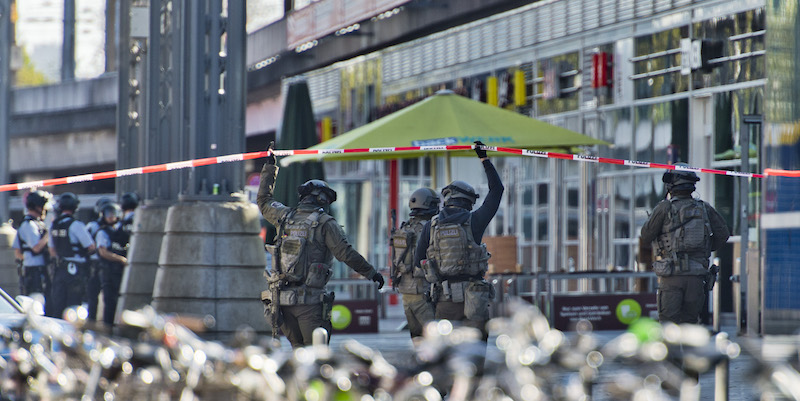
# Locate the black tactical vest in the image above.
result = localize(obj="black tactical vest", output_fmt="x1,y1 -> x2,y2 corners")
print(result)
101,224 -> 129,258
51,215 -> 85,259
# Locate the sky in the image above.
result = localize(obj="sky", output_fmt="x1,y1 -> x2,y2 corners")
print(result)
15,0 -> 284,82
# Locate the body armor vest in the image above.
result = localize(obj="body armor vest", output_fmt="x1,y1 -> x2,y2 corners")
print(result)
17,215 -> 47,255
51,215 -> 86,259
391,219 -> 425,276
101,225 -> 129,258
655,198 -> 712,271
276,208 -> 333,284
427,215 -> 490,278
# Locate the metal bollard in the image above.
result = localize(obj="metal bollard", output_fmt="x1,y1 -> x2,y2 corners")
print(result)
715,332 -> 730,401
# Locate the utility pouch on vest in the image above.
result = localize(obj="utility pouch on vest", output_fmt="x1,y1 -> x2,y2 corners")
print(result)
420,259 -> 439,283
279,237 -> 308,283
322,291 -> 335,321
278,289 -> 298,305
464,280 -> 492,321
305,263 -> 332,289
652,259 -> 674,277
265,243 -> 278,258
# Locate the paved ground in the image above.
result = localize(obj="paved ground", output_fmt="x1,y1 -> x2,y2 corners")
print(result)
269,313 -> 767,400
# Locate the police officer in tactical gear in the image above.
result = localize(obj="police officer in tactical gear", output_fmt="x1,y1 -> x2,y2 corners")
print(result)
95,202 -> 128,327
85,197 -> 113,321
13,190 -> 52,297
414,141 -> 504,341
641,164 -> 730,324
257,143 -> 384,348
48,192 -> 96,319
119,192 -> 139,236
391,187 -> 439,343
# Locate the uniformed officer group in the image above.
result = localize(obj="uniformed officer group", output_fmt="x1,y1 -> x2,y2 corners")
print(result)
12,191 -> 139,328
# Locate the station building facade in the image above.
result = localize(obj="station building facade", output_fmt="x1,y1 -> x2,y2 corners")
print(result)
270,0 -> 800,333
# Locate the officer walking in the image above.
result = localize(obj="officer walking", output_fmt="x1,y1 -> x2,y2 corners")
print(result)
48,193 -> 96,319
85,197 -> 113,322
391,188 -> 439,343
414,141 -> 504,341
13,190 -> 52,297
641,165 -> 730,324
95,202 -> 128,327
257,143 -> 384,348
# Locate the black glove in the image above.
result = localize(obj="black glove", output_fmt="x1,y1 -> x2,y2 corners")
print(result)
372,273 -> 385,290
474,140 -> 488,159
265,141 -> 276,165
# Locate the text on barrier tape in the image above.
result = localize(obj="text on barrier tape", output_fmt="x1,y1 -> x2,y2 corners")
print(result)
2,145 -> 796,193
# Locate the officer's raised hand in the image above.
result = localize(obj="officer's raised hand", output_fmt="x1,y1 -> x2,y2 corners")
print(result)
372,273 -> 385,289
265,141 -> 277,165
474,140 -> 488,159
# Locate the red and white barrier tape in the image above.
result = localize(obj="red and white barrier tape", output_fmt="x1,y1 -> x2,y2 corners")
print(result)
2,145 -> 795,193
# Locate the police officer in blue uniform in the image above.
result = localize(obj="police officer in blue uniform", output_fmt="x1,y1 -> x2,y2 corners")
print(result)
119,192 -> 139,237
13,190 -> 52,297
48,192 -> 96,318
95,202 -> 128,327
85,197 -> 113,321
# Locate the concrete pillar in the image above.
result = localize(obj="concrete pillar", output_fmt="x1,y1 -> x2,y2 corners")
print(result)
116,201 -> 171,318
151,197 -> 267,340
0,221 -> 17,297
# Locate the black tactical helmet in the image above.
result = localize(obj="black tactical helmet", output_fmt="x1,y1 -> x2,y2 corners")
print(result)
442,180 -> 480,208
297,179 -> 337,205
121,192 -> 140,211
101,202 -> 122,220
94,197 -> 113,215
56,192 -> 80,212
409,187 -> 440,216
662,162 -> 700,192
25,190 -> 51,210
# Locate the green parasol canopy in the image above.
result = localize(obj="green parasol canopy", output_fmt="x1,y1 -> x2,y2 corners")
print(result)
281,90 -> 608,166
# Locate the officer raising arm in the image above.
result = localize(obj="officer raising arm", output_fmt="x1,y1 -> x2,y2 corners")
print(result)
641,164 -> 730,324
257,142 -> 384,348
414,140 -> 504,341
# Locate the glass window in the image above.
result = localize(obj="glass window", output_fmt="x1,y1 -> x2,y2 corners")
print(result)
598,108 -> 632,171
635,100 -> 690,164
692,8 -> 766,89
633,27 -> 690,99
535,52 -> 581,115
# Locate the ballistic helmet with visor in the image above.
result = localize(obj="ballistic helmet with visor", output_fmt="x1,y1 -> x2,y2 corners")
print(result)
297,179 -> 337,205
442,180 -> 480,208
121,192 -> 140,211
25,190 -> 51,210
56,192 -> 80,212
101,202 -> 123,221
662,163 -> 700,192
94,197 -> 113,215
409,188 -> 440,216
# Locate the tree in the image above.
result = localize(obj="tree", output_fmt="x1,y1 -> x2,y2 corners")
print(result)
15,48 -> 50,87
